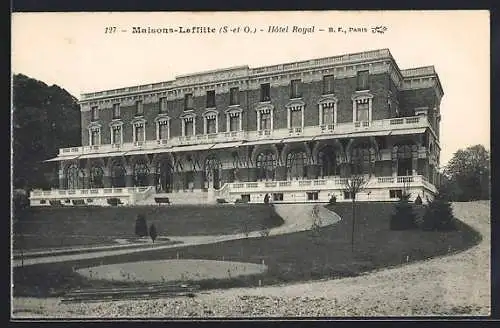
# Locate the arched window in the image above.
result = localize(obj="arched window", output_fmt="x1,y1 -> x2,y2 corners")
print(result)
286,151 -> 308,179
155,159 -> 173,193
256,152 -> 276,181
351,147 -> 371,175
397,145 -> 413,176
133,160 -> 150,187
89,165 -> 104,188
318,146 -> 338,177
65,163 -> 81,190
111,162 -> 126,188
203,156 -> 222,189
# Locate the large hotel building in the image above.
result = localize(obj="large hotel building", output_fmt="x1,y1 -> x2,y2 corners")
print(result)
30,49 -> 443,206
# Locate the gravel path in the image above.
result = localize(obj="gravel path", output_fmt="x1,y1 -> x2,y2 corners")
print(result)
12,201 -> 489,317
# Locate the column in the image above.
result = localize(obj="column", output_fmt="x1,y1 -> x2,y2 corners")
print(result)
318,104 -> 323,126
301,107 -> 305,130
239,114 -> 242,131
352,100 -> 356,122
58,166 -> 65,189
368,98 -> 372,122
270,109 -> 274,130
287,108 -> 291,129
226,114 -> 230,132
257,111 -> 261,131
181,119 -> 185,137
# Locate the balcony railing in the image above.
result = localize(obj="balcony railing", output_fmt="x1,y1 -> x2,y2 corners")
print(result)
225,175 -> 436,194
58,115 -> 433,156
30,186 -> 153,199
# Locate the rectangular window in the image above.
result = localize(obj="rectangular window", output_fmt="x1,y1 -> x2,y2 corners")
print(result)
290,79 -> 301,98
356,70 -> 370,91
112,104 -> 120,119
159,97 -> 168,113
206,90 -> 216,108
389,189 -> 403,199
343,191 -> 354,200
184,93 -> 194,110
135,125 -> 144,142
135,100 -> 143,115
159,122 -> 168,139
185,120 -> 194,136
260,112 -> 271,130
112,127 -> 121,144
260,83 -> 270,102
290,109 -> 301,128
322,104 -> 334,125
206,118 -> 217,134
241,194 -> 250,203
230,87 -> 239,105
273,193 -> 284,201
356,102 -> 369,121
229,115 -> 239,132
307,192 -> 319,201
91,129 -> 99,145
91,106 -> 99,121
323,75 -> 335,94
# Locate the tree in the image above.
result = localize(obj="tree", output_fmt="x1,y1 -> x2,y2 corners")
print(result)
135,214 -> 148,237
422,193 -> 456,231
13,74 -> 81,190
443,145 -> 490,201
149,223 -> 158,243
343,173 -> 368,253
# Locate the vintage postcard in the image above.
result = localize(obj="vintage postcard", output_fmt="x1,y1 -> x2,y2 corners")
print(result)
11,10 -> 490,319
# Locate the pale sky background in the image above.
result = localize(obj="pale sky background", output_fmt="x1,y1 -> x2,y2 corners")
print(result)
11,11 -> 490,166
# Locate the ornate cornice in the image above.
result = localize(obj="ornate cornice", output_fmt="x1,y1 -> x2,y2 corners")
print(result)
255,102 -> 274,112
317,94 -> 338,104
285,99 -> 306,108
351,91 -> 374,101
79,49 -> 442,110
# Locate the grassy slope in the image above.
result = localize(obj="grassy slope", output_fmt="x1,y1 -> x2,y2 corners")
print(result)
13,202 -> 482,297
13,204 -> 284,250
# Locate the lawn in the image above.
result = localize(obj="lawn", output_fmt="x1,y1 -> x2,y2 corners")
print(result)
13,204 -> 284,251
13,202 -> 482,298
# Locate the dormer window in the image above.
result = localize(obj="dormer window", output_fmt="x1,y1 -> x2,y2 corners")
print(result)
112,103 -> 120,119
206,90 -> 216,108
260,83 -> 270,102
159,97 -> 168,113
290,79 -> 301,99
184,93 -> 194,110
229,87 -> 239,105
356,70 -> 370,91
322,75 -> 335,94
135,100 -> 143,116
91,106 -> 99,121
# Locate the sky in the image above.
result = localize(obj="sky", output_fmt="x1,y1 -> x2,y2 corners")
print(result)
11,11 -> 490,166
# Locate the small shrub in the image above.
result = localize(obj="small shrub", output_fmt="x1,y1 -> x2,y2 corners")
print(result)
71,199 -> 85,206
329,195 -> 337,205
259,228 -> 270,237
264,193 -> 270,205
135,214 -> 148,237
216,198 -> 227,204
422,194 -> 456,231
49,200 -> 62,207
390,195 -> 418,230
234,198 -> 248,204
414,194 -> 423,205
149,223 -> 158,243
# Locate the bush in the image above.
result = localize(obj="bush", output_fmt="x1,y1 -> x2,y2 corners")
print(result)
107,198 -> 121,206
49,200 -> 62,207
422,194 -> 456,231
390,194 -> 418,230
414,194 -> 423,205
235,198 -> 249,204
71,199 -> 85,206
216,198 -> 228,204
329,195 -> 337,205
264,193 -> 270,205
135,214 -> 148,237
149,223 -> 158,243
